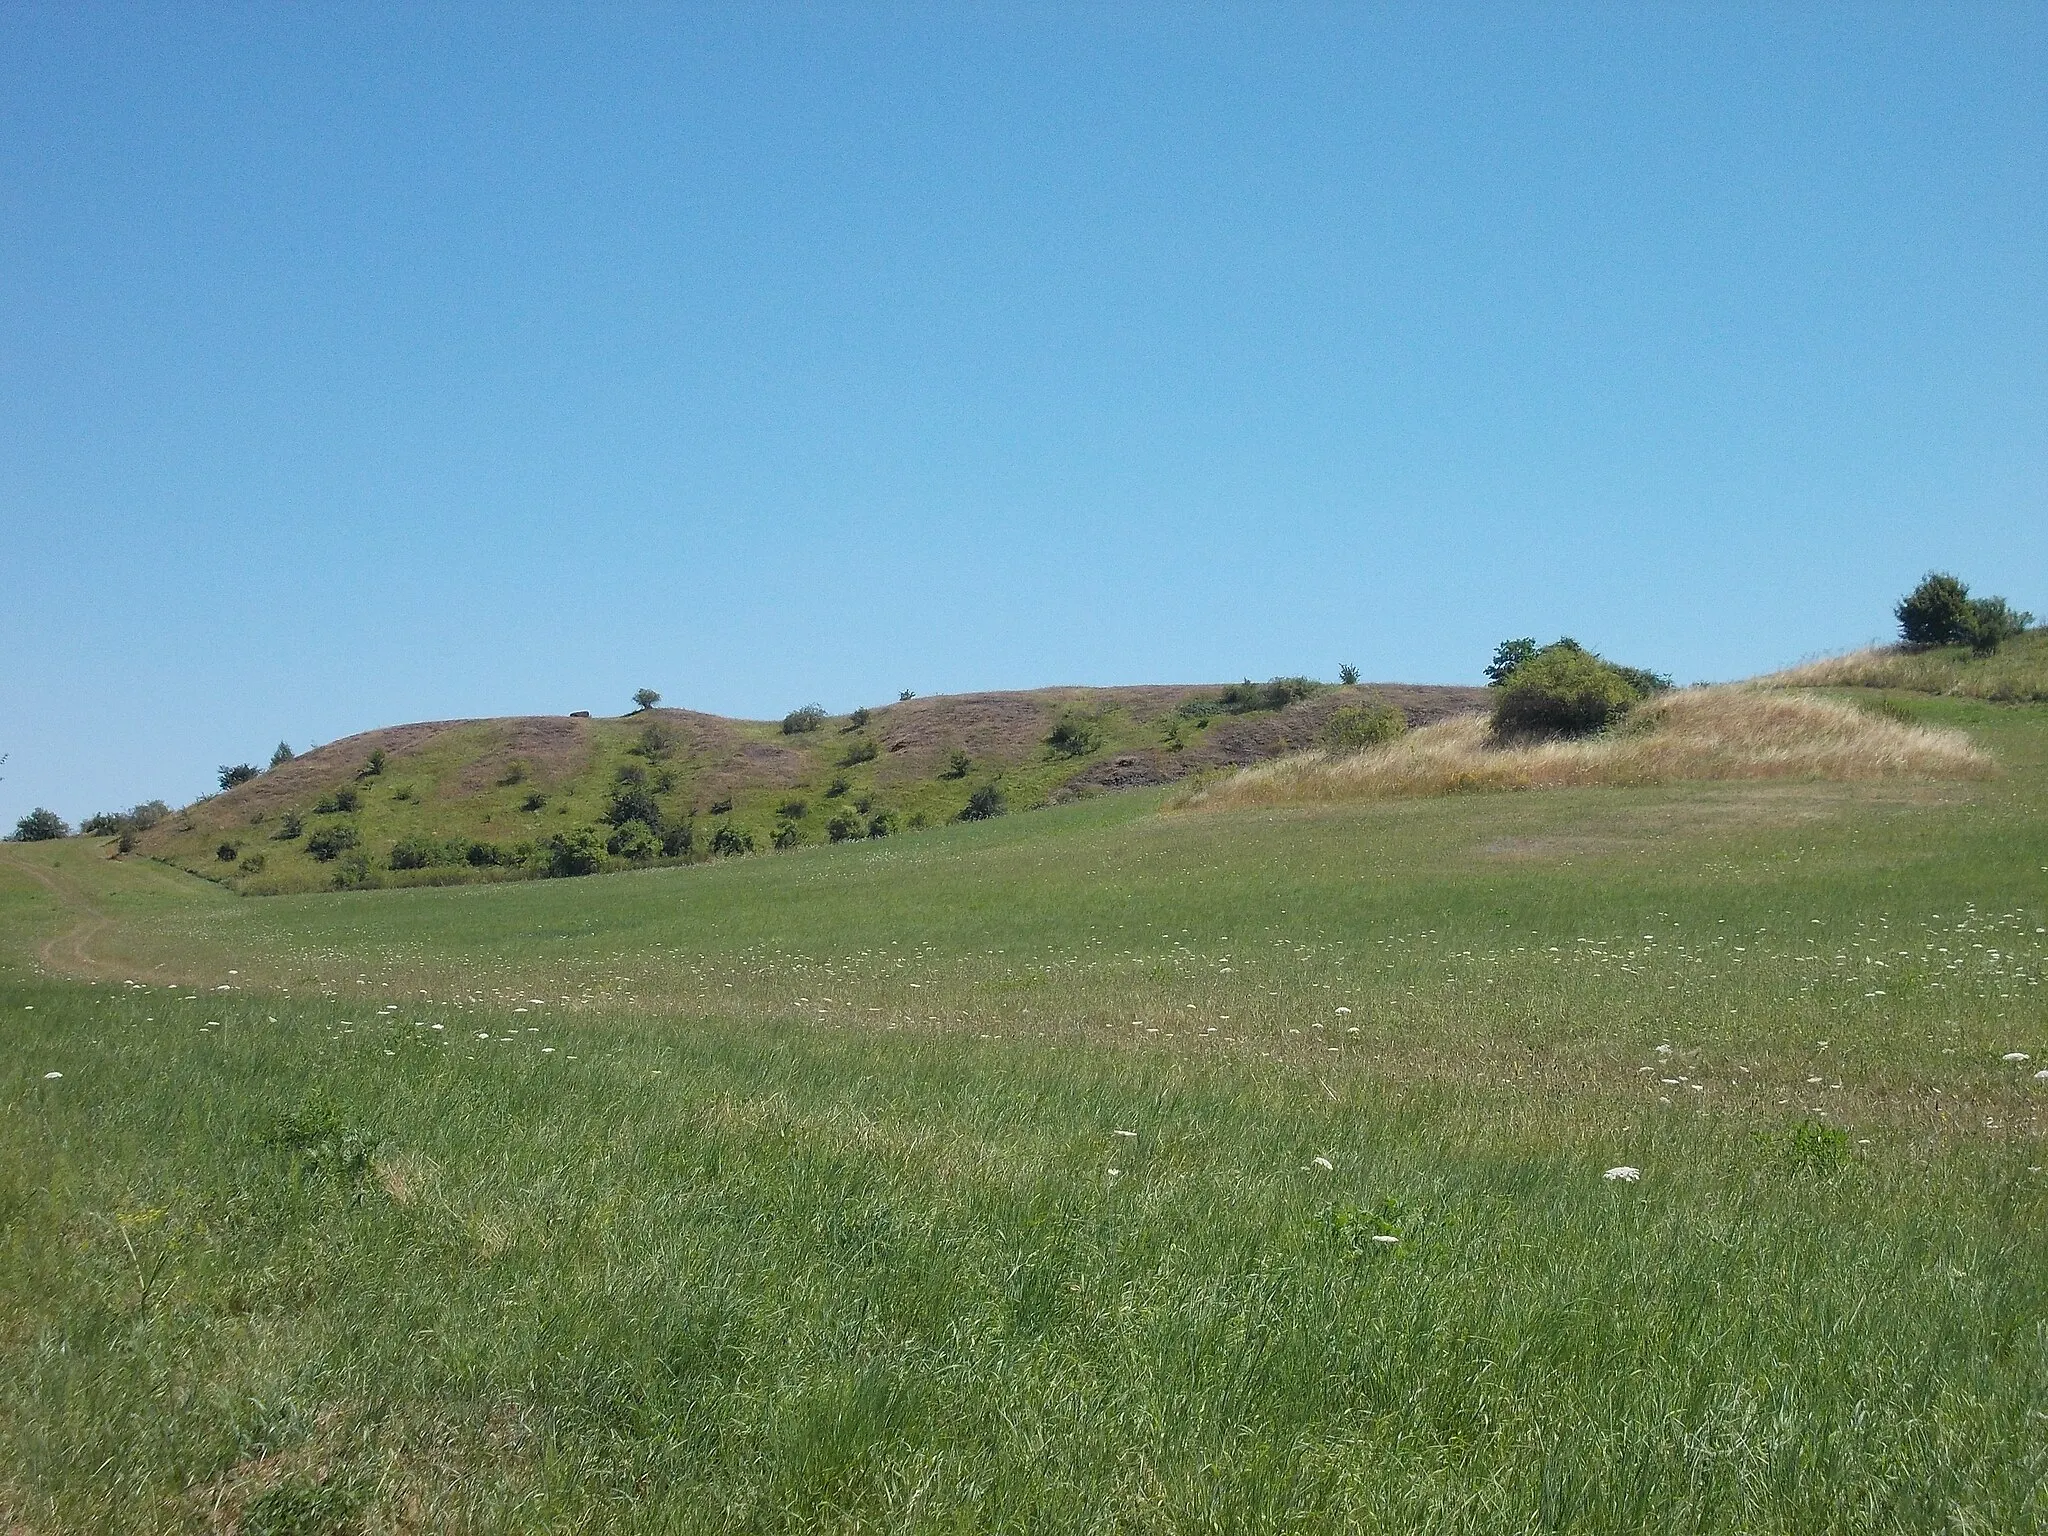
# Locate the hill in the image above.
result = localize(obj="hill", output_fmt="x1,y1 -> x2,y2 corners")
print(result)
1762,626 -> 2048,701
130,681 -> 1490,892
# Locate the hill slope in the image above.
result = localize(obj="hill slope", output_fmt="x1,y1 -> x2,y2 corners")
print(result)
134,681 -> 1490,892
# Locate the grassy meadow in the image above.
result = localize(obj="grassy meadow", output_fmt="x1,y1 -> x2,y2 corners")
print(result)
2,690 -> 2045,1531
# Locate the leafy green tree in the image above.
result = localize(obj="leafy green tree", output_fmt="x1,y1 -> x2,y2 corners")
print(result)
11,807 -> 69,841
1484,638 -> 1538,686
632,688 -> 662,712
1964,595 -> 2033,655
1337,663 -> 1360,686
944,747 -> 971,779
1320,703 -> 1406,752
1896,573 -> 1973,648
305,823 -> 360,861
218,764 -> 259,791
270,742 -> 294,768
1046,713 -> 1101,758
781,705 -> 826,734
543,827 -> 607,877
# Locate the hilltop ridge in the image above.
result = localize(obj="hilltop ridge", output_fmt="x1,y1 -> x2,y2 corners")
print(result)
133,680 -> 1490,893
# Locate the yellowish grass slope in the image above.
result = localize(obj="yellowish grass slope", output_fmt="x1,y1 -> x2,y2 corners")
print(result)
1175,686 -> 1991,812
1762,629 -> 2048,701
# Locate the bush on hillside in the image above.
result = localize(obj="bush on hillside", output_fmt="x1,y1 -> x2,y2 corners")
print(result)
605,784 -> 663,831
959,784 -> 1007,821
777,798 -> 808,820
772,820 -> 803,850
238,851 -> 265,874
273,811 -> 304,840
633,723 -> 673,759
1896,573 -> 1974,648
82,799 -> 171,838
841,737 -> 879,767
217,842 -> 238,862
270,742 -> 294,768
944,748 -> 971,779
389,835 -> 470,871
709,823 -> 755,857
1338,663 -> 1360,686
1320,703 -> 1407,753
826,808 -> 865,842
1046,714 -> 1102,759
1485,638 -> 1539,686
521,791 -> 547,812
218,764 -> 260,791
867,810 -> 898,838
358,749 -> 387,779
1491,645 -> 1649,740
825,775 -> 850,798
661,822 -> 696,858
314,787 -> 359,815
632,688 -> 661,712
1965,596 -> 2033,655
498,760 -> 527,786
544,827 -> 607,877
305,823 -> 360,861
782,705 -> 826,735
1180,677 -> 1320,720
605,819 -> 661,860
466,840 -> 508,867
848,706 -> 871,730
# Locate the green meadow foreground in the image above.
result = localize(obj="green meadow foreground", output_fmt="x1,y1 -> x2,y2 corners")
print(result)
3,692 -> 2045,1532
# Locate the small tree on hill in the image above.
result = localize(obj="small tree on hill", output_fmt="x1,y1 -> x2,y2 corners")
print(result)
1484,638 -> 1538,686
959,784 -> 1007,821
11,807 -> 68,841
218,764 -> 259,791
270,742 -> 294,768
1491,645 -> 1645,740
632,688 -> 661,712
1337,663 -> 1360,686
1964,595 -> 2033,655
782,704 -> 826,735
1895,573 -> 1974,648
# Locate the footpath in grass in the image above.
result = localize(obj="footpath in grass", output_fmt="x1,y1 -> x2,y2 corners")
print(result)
1,697 -> 2044,1531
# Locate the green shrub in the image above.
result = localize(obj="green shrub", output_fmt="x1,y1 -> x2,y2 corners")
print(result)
944,747 -> 971,779
390,784 -> 412,801
218,764 -> 259,791
841,737 -> 879,767
269,741 -> 294,768
605,818 -> 661,860
85,798 -> 172,837
632,687 -> 661,712
272,811 -> 304,840
1320,703 -> 1406,752
1896,573 -> 1974,648
1491,645 -> 1646,740
1965,596 -> 2033,655
357,749 -> 386,779
605,784 -> 663,831
709,823 -> 755,857
498,760 -> 528,786
389,835 -> 469,871
544,828 -> 607,877
238,852 -> 266,875
466,841 -> 507,867
867,809 -> 898,838
633,722 -> 673,758
777,798 -> 808,820
117,829 -> 138,854
1179,677 -> 1320,720
331,850 -> 374,889
661,822 -> 696,858
1484,638 -> 1538,686
708,796 -> 734,815
304,824 -> 360,861
1046,714 -> 1101,758
1337,663 -> 1360,686
772,821 -> 803,850
520,791 -> 547,812
825,775 -> 851,799
849,706 -> 871,730
216,842 -> 238,862
959,784 -> 1007,821
781,705 -> 826,735
898,689 -> 916,701
826,808 -> 866,842
313,787 -> 359,815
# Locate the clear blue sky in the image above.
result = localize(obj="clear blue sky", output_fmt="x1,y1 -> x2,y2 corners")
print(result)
3,4 -> 2043,827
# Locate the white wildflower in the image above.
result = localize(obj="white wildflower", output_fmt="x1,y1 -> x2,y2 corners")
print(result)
44,1071 -> 62,1080
1370,1234 -> 1399,1246
1603,1166 -> 1641,1182
1335,1007 -> 1351,1016
1312,1155 -> 1334,1171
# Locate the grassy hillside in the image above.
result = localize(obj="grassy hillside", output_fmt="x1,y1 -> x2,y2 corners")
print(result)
1,692 -> 2043,1530
1764,625 -> 2048,700
128,682 -> 1488,894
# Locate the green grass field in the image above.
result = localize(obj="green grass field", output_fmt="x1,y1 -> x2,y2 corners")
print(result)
3,691 -> 2044,1532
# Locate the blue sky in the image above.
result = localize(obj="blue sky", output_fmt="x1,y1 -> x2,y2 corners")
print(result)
3,4 -> 2043,826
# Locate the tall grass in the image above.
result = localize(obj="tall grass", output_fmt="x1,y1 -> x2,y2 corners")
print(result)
1763,628 -> 2048,701
1177,687 -> 1990,812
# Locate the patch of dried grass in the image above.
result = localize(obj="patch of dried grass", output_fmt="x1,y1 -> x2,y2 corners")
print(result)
1760,632 -> 2048,702
1174,686 -> 1992,812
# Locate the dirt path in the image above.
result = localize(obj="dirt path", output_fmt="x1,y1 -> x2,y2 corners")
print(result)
0,848 -> 124,981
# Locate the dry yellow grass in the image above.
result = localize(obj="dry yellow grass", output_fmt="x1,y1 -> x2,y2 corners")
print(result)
1760,630 -> 2048,701
1174,686 -> 1992,812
